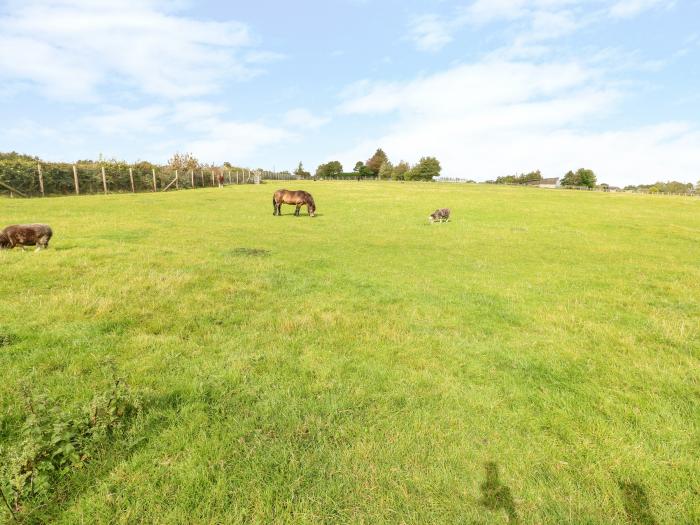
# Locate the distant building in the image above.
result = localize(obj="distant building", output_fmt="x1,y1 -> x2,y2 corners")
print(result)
525,177 -> 559,188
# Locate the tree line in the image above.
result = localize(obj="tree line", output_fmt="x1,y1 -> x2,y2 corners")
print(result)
622,181 -> 696,194
489,167 -> 698,194
488,168 -> 598,188
312,148 -> 442,181
491,170 -> 544,185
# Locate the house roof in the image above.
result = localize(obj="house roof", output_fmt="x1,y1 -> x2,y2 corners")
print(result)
525,177 -> 559,185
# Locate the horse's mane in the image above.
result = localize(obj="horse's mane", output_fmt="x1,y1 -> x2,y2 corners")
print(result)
304,192 -> 315,207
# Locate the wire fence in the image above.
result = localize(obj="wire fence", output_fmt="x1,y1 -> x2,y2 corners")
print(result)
0,163 -> 299,198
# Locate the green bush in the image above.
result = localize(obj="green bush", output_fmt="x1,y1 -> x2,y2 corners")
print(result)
0,377 -> 141,519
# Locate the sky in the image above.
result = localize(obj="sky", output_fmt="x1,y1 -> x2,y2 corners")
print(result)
1,0 -> 699,186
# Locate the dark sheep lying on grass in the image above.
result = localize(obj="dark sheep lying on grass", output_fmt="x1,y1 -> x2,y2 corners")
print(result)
429,208 -> 451,223
0,224 -> 53,251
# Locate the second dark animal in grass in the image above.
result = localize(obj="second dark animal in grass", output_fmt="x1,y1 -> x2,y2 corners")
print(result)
429,208 -> 450,223
273,189 -> 316,217
0,224 -> 53,251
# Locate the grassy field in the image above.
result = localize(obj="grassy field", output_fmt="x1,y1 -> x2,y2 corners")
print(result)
0,182 -> 698,524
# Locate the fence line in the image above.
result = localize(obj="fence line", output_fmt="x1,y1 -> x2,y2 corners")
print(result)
0,163 -> 301,198
2,164 -> 696,198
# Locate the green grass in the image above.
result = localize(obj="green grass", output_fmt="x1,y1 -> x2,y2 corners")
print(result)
1,182 -> 698,524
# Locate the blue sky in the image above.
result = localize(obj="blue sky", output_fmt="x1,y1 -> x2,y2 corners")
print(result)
1,0 -> 699,185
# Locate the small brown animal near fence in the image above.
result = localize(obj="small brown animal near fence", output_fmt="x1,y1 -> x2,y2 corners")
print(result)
0,224 -> 53,251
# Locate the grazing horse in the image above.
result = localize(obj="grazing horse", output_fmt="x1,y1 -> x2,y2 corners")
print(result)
273,189 -> 316,217
0,224 -> 53,251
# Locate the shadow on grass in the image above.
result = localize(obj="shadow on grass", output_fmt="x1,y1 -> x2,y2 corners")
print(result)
619,481 -> 657,525
229,247 -> 271,257
272,210 -> 323,217
480,461 -> 519,524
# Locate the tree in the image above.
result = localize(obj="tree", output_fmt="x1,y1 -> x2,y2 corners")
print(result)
315,160 -> 343,178
392,161 -> 410,180
626,181 -> 693,194
560,170 -> 576,186
407,156 -> 441,181
378,161 -> 393,180
561,168 -> 596,188
353,161 -> 373,178
167,152 -> 200,172
495,170 -> 542,185
577,168 -> 596,188
366,148 -> 389,175
294,161 -> 311,179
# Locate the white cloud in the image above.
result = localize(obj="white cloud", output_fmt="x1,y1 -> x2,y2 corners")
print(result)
410,0 -> 677,54
75,101 -> 295,163
283,108 -> 330,130
463,0 -> 675,24
0,0 -> 264,101
83,105 -> 169,135
408,14 -> 454,52
339,61 -> 596,116
462,0 -> 535,24
336,60 -> 700,186
186,121 -> 294,163
0,1 -> 302,165
608,0 -> 674,18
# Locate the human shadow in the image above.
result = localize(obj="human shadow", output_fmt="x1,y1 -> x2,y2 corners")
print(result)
480,461 -> 519,523
619,481 -> 657,525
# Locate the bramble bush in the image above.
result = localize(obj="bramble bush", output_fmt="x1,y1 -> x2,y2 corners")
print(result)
0,376 -> 141,519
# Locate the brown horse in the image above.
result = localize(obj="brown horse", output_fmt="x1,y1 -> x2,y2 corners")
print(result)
273,189 -> 316,217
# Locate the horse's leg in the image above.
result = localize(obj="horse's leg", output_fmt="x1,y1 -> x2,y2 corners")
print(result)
295,204 -> 301,216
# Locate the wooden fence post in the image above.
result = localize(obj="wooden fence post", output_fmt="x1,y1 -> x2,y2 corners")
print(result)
175,170 -> 179,189
37,163 -> 45,197
236,171 -> 239,184
152,168 -> 157,192
101,166 -> 107,194
211,170 -> 215,187
129,167 -> 135,193
190,169 -> 194,188
200,170 -> 204,186
73,165 -> 80,195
